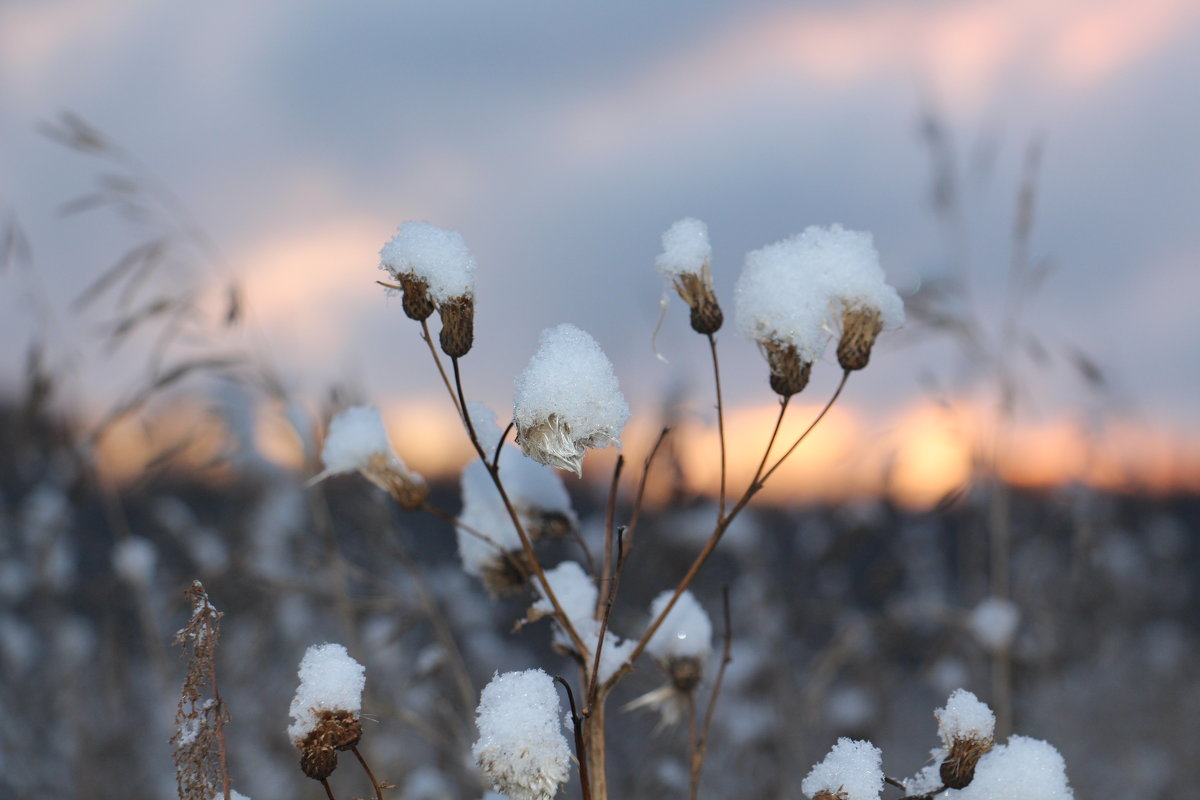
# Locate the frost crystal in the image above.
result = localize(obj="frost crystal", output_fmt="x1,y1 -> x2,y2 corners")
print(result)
513,324 -> 630,476
473,669 -> 571,800
801,737 -> 884,800
646,590 -> 712,662
379,221 -> 476,302
286,643 -> 366,745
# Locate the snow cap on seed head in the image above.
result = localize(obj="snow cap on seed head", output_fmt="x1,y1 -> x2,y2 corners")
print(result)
313,405 -> 427,510
934,689 -> 996,789
646,590 -> 713,665
655,218 -> 723,334
287,644 -> 366,781
801,738 -> 884,800
378,221 -> 476,356
473,669 -> 571,800
530,561 -> 634,684
513,324 -> 630,477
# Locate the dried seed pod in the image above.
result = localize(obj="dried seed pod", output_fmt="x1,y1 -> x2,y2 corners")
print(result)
837,306 -> 883,371
763,340 -> 812,397
364,452 -> 428,511
672,270 -> 724,335
939,734 -> 993,789
438,294 -> 474,358
667,656 -> 702,693
480,548 -> 535,597
399,274 -> 436,321
300,743 -> 338,781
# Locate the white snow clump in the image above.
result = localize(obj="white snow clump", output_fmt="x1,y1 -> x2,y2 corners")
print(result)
646,589 -> 713,662
957,736 -> 1074,800
655,217 -> 711,277
287,643 -> 366,745
532,561 -> 633,684
379,220 -> 476,302
801,737 -> 884,800
473,669 -> 571,800
513,324 -> 630,476
936,688 -> 996,746
112,536 -> 157,587
317,405 -> 402,476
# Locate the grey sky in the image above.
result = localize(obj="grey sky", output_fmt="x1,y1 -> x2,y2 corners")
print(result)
2,0 -> 1198,441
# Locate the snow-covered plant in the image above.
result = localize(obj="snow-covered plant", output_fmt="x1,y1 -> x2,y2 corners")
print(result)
655,217 -> 722,334
287,644 -> 366,782
312,405 -> 427,510
513,323 -> 631,476
472,669 -> 571,800
379,220 -> 477,357
801,738 -> 884,800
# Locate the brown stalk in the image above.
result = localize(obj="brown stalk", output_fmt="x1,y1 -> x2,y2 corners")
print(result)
690,586 -> 733,800
420,318 -> 463,419
759,370 -> 850,485
320,778 -> 338,800
419,501 -> 531,584
707,333 -> 728,519
623,427 -> 671,552
554,676 -> 592,800
452,357 -> 589,656
351,746 -> 385,800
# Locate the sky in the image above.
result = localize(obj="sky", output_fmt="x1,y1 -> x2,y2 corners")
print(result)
2,0 -> 1199,499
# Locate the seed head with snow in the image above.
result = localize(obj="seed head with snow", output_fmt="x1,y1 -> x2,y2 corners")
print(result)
473,669 -> 571,800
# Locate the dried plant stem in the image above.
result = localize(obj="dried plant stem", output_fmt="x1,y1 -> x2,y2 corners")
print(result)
759,370 -> 850,485
554,676 -> 592,800
707,333 -> 728,519
691,586 -> 733,800
320,778 -> 338,800
351,747 -> 385,800
623,427 -> 671,551
587,457 -> 625,706
687,692 -> 700,800
451,357 -> 589,656
420,319 -> 463,419
211,652 -> 232,800
420,501 -> 530,583
491,420 -> 515,470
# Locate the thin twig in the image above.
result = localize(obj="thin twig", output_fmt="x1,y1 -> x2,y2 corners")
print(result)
586,527 -> 626,708
452,357 -> 589,656
623,427 -> 671,551
759,371 -> 849,485
691,586 -> 733,799
320,778 -> 338,800
351,746 -> 385,800
707,334 -> 728,520
491,420 -> 515,470
554,677 -> 592,800
420,501 -> 530,582
420,319 -> 462,418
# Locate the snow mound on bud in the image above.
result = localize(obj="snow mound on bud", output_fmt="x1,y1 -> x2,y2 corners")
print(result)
655,218 -> 711,277
813,226 -> 904,328
319,406 -> 401,475
513,324 -> 630,475
801,737 -> 884,800
473,669 -> 571,800
379,221 -> 476,302
532,561 -> 633,683
958,736 -> 1074,800
287,644 -> 365,744
646,590 -> 712,662
937,689 -> 996,745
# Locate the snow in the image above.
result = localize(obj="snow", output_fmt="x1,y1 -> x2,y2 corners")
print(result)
801,738 -> 884,800
969,597 -> 1020,653
936,689 -> 996,745
287,643 -> 366,744
112,536 -> 157,586
318,405 -> 402,476
655,218 -> 711,277
473,669 -> 571,800
532,561 -> 632,683
467,401 -> 505,454
734,225 -> 903,359
513,324 -> 630,476
957,736 -> 1074,800
496,447 -> 576,525
457,459 -> 525,577
378,221 -> 476,302
646,590 -> 713,662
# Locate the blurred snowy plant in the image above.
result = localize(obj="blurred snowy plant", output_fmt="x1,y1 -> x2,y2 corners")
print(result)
287,643 -> 366,781
801,737 -> 884,800
968,596 -> 1020,653
955,735 -> 1074,800
626,590 -> 713,725
171,581 -> 231,800
513,324 -> 630,476
655,217 -> 723,334
473,669 -> 571,800
530,561 -> 633,684
312,404 -> 427,510
379,220 -> 477,357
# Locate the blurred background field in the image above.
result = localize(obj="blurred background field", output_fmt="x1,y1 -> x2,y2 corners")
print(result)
1,2 -> 1198,799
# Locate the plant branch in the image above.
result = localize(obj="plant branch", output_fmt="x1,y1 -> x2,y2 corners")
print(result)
555,676 -> 592,800
420,319 -> 462,419
707,333 -> 728,520
691,585 -> 733,799
623,427 -> 671,552
351,746 -> 385,800
759,371 -> 849,486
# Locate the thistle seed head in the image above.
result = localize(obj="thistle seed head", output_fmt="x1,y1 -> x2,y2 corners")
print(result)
837,306 -> 884,371
524,508 -> 576,540
480,548 -> 534,597
296,710 -> 361,781
667,656 -> 703,693
939,734 -> 994,789
438,293 -> 474,358
516,414 -> 587,476
762,339 -> 812,397
673,268 -> 724,335
364,452 -> 428,511
399,273 -> 436,321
